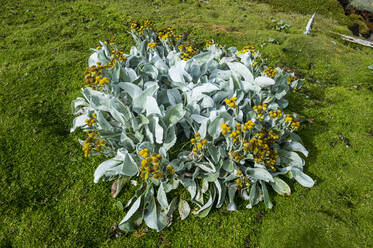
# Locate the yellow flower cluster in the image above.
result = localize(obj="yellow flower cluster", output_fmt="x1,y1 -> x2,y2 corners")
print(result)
292,86 -> 297,93
230,151 -> 244,162
224,96 -> 238,109
291,121 -> 301,129
82,131 -> 104,157
179,44 -> 197,61
84,59 -> 118,89
285,114 -> 293,122
85,113 -> 97,127
190,133 -> 207,153
235,176 -> 250,190
253,104 -> 267,117
287,76 -> 297,84
252,61 -> 258,67
205,39 -> 214,47
104,38 -> 115,46
245,128 -> 279,168
264,67 -> 277,78
167,165 -> 175,175
269,110 -> 282,118
237,45 -> 255,56
243,120 -> 256,132
221,123 -> 231,135
147,42 -> 157,49
229,123 -> 242,143
138,148 -> 164,180
158,27 -> 178,40
110,48 -> 127,62
131,21 -> 144,34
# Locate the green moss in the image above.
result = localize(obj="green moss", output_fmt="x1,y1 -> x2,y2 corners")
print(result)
1,0 -> 372,247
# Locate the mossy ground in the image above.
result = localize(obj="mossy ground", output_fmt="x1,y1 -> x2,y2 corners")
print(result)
1,0 -> 372,247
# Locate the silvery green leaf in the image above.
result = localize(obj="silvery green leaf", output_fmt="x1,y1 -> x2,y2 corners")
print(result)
245,167 -> 274,182
154,59 -> 169,75
191,83 -> 219,99
275,89 -> 287,100
118,196 -> 142,231
270,177 -> 291,196
70,114 -> 88,133
149,116 -> 163,144
254,76 -> 275,88
93,158 -> 122,183
122,152 -> 139,177
279,150 -> 305,168
205,172 -> 219,182
97,111 -> 116,133
112,62 -> 121,83
164,104 -> 186,127
214,180 -> 224,208
208,117 -> 224,139
192,167 -> 200,181
223,173 -> 239,183
82,88 -> 110,111
195,187 -> 215,217
227,186 -> 237,211
122,67 -> 138,82
133,84 -> 159,111
118,82 -> 142,99
210,69 -> 231,81
162,126 -> 176,152
198,118 -> 209,139
167,89 -> 182,106
88,51 -> 109,67
289,132 -> 303,144
227,62 -> 254,91
240,189 -> 250,201
191,114 -> 207,123
277,98 -> 288,108
290,167 -> 314,188
260,181 -> 273,209
247,182 -> 261,209
145,96 -> 161,116
169,60 -> 190,83
166,51 -> 180,67
71,97 -> 88,114
192,50 -> 214,65
183,178 -> 197,200
196,162 -> 216,174
144,195 -> 167,231
163,178 -> 180,193
207,145 -> 220,164
283,141 -> 308,157
142,64 -> 158,80
178,199 -> 190,220
201,178 -> 209,194
201,95 -> 215,108
222,160 -> 234,173
157,183 -> 169,210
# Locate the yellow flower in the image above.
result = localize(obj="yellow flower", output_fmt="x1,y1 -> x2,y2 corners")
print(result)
197,143 -> 203,150
148,42 -> 157,49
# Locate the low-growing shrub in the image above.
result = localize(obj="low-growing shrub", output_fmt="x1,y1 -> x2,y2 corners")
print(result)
71,20 -> 314,231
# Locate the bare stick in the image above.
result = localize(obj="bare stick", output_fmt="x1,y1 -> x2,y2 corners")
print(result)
304,12 -> 316,35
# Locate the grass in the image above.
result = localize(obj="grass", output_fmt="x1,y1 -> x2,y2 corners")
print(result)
1,0 -> 373,247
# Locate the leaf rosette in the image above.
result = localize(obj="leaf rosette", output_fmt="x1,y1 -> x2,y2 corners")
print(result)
71,20 -> 314,231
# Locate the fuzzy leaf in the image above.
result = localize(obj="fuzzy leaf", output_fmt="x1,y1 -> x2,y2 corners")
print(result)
178,199 -> 190,220
270,177 -> 291,196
